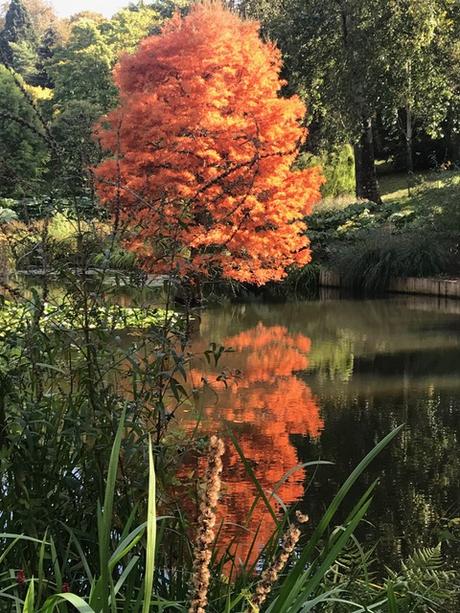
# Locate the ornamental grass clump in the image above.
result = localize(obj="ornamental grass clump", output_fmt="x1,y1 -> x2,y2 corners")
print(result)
189,435 -> 225,613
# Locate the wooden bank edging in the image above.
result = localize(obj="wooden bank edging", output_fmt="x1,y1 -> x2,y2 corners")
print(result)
319,269 -> 460,299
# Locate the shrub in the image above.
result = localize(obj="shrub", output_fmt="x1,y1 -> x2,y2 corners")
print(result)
330,230 -> 450,293
298,144 -> 355,198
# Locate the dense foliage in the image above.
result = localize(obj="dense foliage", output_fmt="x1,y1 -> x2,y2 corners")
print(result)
306,171 -> 460,290
94,3 -> 322,284
241,0 -> 460,201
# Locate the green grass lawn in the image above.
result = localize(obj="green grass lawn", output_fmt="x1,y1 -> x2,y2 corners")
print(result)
317,168 -> 460,213
379,169 -> 460,203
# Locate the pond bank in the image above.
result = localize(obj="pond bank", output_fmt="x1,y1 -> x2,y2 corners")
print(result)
320,269 -> 460,299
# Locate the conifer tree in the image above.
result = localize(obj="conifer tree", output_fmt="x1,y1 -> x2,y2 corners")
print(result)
0,0 -> 36,67
34,25 -> 58,87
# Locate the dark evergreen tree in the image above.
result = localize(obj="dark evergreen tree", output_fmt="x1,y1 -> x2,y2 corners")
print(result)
0,0 -> 36,67
34,26 -> 58,87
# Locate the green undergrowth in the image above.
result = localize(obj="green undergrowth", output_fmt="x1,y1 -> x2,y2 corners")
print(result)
0,300 -> 173,335
0,420 -> 458,612
306,170 -> 460,291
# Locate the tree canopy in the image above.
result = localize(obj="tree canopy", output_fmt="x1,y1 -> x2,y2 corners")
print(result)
0,0 -> 36,66
1,0 -> 460,210
243,0 -> 460,200
94,3 -> 323,284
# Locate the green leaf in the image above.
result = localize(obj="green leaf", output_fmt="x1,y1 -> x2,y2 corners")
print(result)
226,425 -> 280,526
91,405 -> 126,613
109,523 -> 146,570
23,580 -> 34,613
267,425 -> 404,613
142,437 -> 157,613
42,593 -> 96,613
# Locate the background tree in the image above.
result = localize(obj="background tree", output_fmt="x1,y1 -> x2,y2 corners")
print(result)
33,24 -> 60,87
241,0 -> 460,199
443,6 -> 460,164
0,64 -> 48,197
100,5 -> 162,55
149,0 -> 192,19
0,0 -> 36,69
49,19 -> 116,112
381,0 -> 456,173
240,0 -> 388,202
0,0 -> 63,38
94,2 -> 323,285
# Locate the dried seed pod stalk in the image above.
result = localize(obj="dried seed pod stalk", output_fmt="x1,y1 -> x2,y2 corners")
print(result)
250,511 -> 309,611
189,435 -> 225,613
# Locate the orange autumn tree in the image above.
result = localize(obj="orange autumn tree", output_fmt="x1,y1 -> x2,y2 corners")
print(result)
94,2 -> 322,285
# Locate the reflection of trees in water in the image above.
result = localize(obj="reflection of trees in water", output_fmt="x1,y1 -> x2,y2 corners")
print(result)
199,300 -> 460,381
295,390 -> 460,570
185,300 -> 460,571
308,331 -> 355,382
183,323 -> 323,568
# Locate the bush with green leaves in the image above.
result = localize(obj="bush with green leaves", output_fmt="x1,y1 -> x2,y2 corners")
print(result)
0,65 -> 49,198
298,145 -> 355,198
306,171 -> 460,282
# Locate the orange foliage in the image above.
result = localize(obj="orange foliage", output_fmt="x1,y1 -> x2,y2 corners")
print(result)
180,323 -> 323,569
94,2 -> 323,285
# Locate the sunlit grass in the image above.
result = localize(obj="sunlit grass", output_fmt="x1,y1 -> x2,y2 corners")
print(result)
313,169 -> 460,210
379,169 -> 460,203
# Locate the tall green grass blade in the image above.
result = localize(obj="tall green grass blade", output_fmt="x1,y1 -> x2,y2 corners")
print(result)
300,498 -> 373,603
343,480 -> 378,526
61,527 -> 94,584
113,556 -> 140,595
37,530 -> 47,605
0,536 -> 21,564
0,534 -> 47,545
226,426 -> 279,525
49,537 -> 62,592
109,523 -> 146,570
386,582 -> 398,613
294,587 -> 343,612
119,504 -> 140,542
91,405 -> 126,613
273,462 -> 333,496
142,436 -> 156,613
269,497 -> 373,613
268,425 -> 403,613
22,580 -> 34,613
42,593 -> 96,613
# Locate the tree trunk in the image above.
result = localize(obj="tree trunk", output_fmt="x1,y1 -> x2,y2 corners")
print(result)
405,102 -> 414,174
444,106 -> 460,163
354,118 -> 382,203
405,61 -> 414,174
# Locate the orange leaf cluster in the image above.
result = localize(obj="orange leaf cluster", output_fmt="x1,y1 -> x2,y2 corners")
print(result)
94,2 -> 323,284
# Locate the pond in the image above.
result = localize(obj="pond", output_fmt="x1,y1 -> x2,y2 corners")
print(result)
179,293 -> 460,570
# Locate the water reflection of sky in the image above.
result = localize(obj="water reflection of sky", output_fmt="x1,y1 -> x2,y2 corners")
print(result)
179,296 -> 460,570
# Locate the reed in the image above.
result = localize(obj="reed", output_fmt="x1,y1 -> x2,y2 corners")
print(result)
249,512 -> 309,611
0,422 -> 457,612
189,436 -> 225,613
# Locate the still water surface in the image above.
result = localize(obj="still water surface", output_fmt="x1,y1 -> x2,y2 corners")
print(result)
180,294 -> 460,569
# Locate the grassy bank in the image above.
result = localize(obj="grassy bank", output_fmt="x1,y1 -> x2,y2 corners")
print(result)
301,170 -> 460,294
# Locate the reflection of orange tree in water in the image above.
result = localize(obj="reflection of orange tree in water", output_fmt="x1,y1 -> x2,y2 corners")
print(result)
182,323 -> 324,569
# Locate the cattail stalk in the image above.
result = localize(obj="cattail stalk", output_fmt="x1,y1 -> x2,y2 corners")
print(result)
189,435 -> 225,613
249,511 -> 309,612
